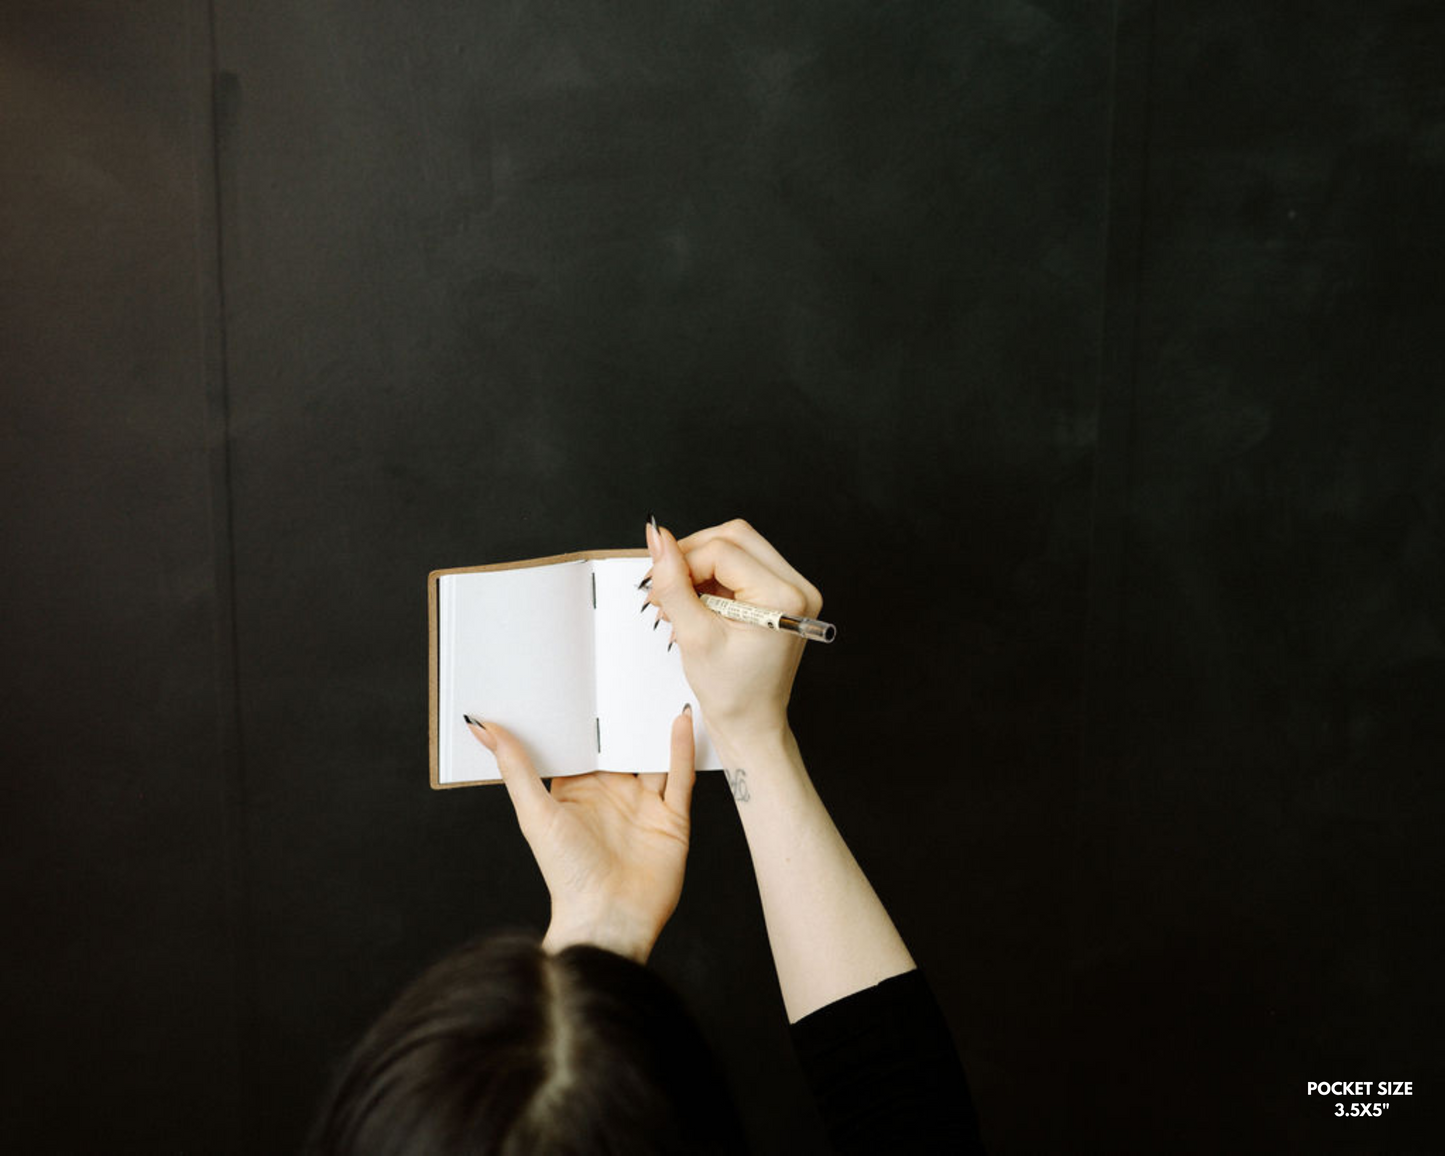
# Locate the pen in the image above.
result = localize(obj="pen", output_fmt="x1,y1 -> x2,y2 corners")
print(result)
698,593 -> 836,643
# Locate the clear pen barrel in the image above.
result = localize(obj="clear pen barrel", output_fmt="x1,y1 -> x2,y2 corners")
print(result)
782,615 -> 836,643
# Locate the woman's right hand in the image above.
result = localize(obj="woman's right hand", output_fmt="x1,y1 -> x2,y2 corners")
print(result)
646,519 -> 920,1028
643,517 -> 823,749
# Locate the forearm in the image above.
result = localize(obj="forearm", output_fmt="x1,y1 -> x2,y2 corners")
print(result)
715,725 -> 915,1023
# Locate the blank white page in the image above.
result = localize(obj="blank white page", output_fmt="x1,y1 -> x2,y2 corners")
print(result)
592,557 -> 720,772
438,563 -> 596,783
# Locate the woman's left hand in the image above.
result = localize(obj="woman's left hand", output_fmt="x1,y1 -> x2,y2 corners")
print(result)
466,708 -> 697,963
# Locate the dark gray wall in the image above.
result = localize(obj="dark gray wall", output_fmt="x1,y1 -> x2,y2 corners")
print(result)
3,2 -> 1441,1152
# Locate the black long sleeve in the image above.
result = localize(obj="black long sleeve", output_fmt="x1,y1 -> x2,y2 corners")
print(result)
789,970 -> 985,1154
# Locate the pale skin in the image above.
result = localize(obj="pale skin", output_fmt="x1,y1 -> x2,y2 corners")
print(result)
467,711 -> 694,964
468,517 -> 915,1022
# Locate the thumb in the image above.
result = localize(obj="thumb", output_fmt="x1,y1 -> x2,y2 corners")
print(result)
464,716 -> 554,837
647,519 -> 716,644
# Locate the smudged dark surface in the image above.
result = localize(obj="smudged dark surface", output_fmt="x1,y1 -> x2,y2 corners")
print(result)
2,1 -> 1441,1151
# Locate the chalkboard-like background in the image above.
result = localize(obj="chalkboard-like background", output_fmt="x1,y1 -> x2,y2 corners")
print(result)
3,2 -> 1442,1152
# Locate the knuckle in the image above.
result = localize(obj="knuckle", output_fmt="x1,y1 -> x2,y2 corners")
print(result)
724,517 -> 753,536
776,586 -> 809,616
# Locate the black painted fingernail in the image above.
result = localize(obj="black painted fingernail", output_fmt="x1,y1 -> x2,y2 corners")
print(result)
463,714 -> 486,730
640,596 -> 651,613
683,703 -> 692,716
636,575 -> 652,590
667,639 -> 674,652
653,615 -> 660,630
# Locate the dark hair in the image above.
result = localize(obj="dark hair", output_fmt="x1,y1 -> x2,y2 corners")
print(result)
305,933 -> 748,1155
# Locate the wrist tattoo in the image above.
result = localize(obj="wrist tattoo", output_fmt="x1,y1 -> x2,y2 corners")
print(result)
722,766 -> 750,803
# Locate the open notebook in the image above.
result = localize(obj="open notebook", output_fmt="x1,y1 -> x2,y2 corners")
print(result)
428,549 -> 720,787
